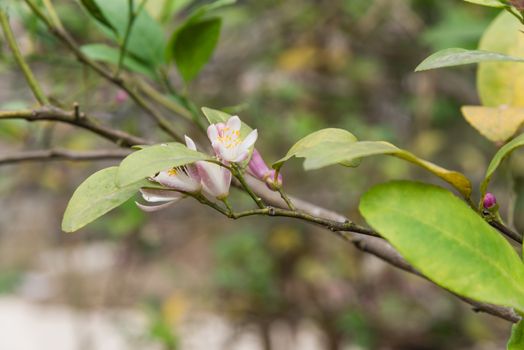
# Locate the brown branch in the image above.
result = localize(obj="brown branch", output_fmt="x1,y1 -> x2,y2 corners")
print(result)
489,220 -> 523,244
246,176 -> 522,324
23,0 -> 185,142
0,149 -> 130,165
0,106 -> 149,147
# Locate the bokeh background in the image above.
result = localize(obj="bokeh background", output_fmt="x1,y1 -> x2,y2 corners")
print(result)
0,0 -> 520,349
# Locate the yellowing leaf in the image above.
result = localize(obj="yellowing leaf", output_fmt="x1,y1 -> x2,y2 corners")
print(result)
461,105 -> 524,143
477,12 -> 524,107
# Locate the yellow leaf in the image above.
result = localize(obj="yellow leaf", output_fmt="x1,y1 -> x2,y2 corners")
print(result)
477,12 -> 524,107
461,105 -> 524,144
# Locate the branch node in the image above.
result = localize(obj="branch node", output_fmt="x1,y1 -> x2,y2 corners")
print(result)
268,206 -> 276,216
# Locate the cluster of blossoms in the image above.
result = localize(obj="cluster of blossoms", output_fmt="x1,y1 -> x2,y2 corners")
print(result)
137,116 -> 282,211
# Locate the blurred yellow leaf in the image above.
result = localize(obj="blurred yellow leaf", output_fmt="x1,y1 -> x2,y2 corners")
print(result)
278,45 -> 317,72
477,12 -> 524,107
461,105 -> 524,143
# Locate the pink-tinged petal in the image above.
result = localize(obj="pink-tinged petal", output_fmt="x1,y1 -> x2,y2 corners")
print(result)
216,123 -> 226,136
197,161 -> 231,199
241,129 -> 258,150
226,116 -> 241,131
135,200 -> 178,212
207,125 -> 219,144
140,188 -> 183,203
184,135 -> 197,151
154,170 -> 201,193
248,149 -> 270,179
231,151 -> 249,163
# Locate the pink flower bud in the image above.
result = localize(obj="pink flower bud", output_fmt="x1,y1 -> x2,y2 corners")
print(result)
483,193 -> 497,209
115,89 -> 128,104
248,149 -> 270,179
247,149 -> 283,190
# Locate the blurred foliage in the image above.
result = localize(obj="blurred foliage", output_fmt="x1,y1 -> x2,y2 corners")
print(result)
0,0 -> 517,349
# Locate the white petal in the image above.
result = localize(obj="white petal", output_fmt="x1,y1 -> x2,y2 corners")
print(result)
207,125 -> 219,144
241,129 -> 258,149
227,116 -> 241,131
140,188 -> 183,202
185,135 -> 197,151
135,200 -> 178,212
154,171 -> 201,192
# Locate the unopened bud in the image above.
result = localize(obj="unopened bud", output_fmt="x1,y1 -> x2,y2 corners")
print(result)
483,192 -> 497,209
247,149 -> 283,191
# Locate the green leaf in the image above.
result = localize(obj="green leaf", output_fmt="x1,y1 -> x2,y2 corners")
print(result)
273,133 -> 471,198
62,167 -> 148,232
273,128 -> 360,170
415,48 -> 524,72
168,17 -> 222,82
201,107 -> 253,138
89,0 -> 166,67
80,0 -> 115,32
117,143 -> 211,186
80,44 -> 156,78
359,181 -> 524,313
478,12 -> 524,107
481,133 -> 524,196
508,320 -> 524,350
463,0 -> 504,7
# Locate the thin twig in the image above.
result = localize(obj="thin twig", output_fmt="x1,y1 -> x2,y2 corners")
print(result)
0,148 -> 130,165
0,107 -> 149,147
489,220 -> 523,244
0,9 -> 49,105
116,0 -> 135,78
23,0 -> 184,142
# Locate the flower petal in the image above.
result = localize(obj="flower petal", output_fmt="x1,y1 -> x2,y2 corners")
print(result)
135,200 -> 178,212
184,135 -> 197,151
207,125 -> 219,144
140,188 -> 183,202
226,116 -> 241,131
241,129 -> 258,150
154,170 -> 201,192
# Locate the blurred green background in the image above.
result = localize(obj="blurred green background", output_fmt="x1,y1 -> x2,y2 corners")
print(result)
0,0 -> 519,349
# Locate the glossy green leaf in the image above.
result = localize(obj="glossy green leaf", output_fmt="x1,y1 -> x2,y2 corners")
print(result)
415,48 -> 524,72
80,44 -> 155,78
360,181 -> 524,313
274,134 -> 471,198
201,107 -> 253,138
80,0 -> 115,32
508,320 -> 524,350
478,12 -> 524,107
168,17 -> 222,82
273,128 -> 359,171
90,0 -> 166,67
62,167 -> 149,232
117,143 -> 211,186
481,133 -> 524,196
463,0 -> 504,7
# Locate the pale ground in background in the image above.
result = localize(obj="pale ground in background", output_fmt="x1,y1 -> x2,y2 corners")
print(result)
0,296 -> 330,350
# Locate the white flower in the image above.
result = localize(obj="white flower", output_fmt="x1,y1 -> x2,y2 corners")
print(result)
207,116 -> 258,163
186,135 -> 232,199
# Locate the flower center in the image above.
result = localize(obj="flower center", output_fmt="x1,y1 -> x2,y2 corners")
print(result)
218,126 -> 241,149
